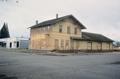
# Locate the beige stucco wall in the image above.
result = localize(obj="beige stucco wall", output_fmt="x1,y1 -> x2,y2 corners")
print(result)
78,41 -> 88,50
45,18 -> 82,50
48,34 -> 70,50
109,43 -> 113,50
92,42 -> 99,50
51,18 -> 82,37
29,27 -> 50,50
29,18 -> 113,51
47,19 -> 81,50
102,42 -> 113,50
70,41 -> 113,51
29,18 -> 82,50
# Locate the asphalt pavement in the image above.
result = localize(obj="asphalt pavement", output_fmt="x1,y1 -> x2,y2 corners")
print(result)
0,49 -> 120,79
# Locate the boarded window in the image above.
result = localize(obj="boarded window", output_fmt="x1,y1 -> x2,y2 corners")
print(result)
59,25 -> 62,33
67,26 -> 70,34
61,40 -> 64,49
65,40 -> 69,49
87,42 -> 92,50
45,26 -> 49,31
47,26 -> 50,31
76,41 -> 79,49
55,39 -> 59,49
106,42 -> 110,50
97,42 -> 102,50
74,27 -> 77,34
43,27 -> 46,32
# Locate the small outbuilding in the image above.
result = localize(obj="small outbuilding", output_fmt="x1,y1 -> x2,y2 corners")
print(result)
0,37 -> 29,49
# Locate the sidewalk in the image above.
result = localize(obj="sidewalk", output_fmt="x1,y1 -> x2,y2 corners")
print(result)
0,48 -> 120,56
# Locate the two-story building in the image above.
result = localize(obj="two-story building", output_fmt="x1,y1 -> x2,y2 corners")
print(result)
29,15 -> 113,51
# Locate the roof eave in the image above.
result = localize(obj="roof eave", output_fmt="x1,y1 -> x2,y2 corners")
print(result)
70,15 -> 87,29
81,26 -> 86,29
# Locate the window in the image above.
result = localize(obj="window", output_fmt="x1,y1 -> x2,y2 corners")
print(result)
87,42 -> 92,50
43,27 -> 46,31
41,27 -> 46,32
97,42 -> 102,50
41,27 -> 43,32
59,25 -> 62,33
61,40 -> 64,49
67,26 -> 70,34
44,27 -> 47,31
74,27 -> 77,34
65,40 -> 69,49
48,26 -> 50,30
76,41 -> 79,49
55,39 -> 59,49
39,28 -> 41,32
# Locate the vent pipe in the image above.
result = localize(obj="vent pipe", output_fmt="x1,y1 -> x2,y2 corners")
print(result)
56,14 -> 58,19
36,20 -> 38,25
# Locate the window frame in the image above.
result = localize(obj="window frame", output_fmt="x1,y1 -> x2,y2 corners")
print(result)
74,27 -> 77,34
67,26 -> 70,34
59,25 -> 63,33
55,39 -> 59,49
61,40 -> 64,49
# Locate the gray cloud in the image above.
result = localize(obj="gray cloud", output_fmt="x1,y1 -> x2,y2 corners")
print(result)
0,0 -> 120,40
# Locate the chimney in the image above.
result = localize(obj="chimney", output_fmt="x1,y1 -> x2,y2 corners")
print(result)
36,20 -> 38,25
56,14 -> 58,19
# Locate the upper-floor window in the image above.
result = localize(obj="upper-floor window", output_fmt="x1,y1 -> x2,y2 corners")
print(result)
40,27 -> 44,32
59,25 -> 62,33
43,27 -> 46,32
39,26 -> 50,32
48,26 -> 50,30
45,26 -> 50,31
67,26 -> 70,34
74,27 -> 77,34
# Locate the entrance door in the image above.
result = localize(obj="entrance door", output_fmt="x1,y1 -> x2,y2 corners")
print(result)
17,41 -> 19,48
10,42 -> 12,48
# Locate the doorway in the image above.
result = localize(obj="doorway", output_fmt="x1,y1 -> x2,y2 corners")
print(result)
10,42 -> 12,48
17,41 -> 19,48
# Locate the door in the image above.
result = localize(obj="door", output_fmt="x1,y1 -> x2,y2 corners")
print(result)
87,42 -> 92,50
10,42 -> 12,48
17,41 -> 19,48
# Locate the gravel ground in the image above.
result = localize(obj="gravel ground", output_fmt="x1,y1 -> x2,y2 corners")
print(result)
0,49 -> 120,79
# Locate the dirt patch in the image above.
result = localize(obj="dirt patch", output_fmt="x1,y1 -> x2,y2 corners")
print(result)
0,74 -> 17,79
110,61 -> 120,65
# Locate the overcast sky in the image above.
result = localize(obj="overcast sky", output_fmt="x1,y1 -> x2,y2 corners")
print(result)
0,0 -> 120,40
